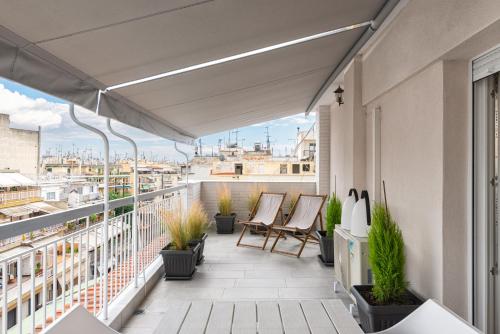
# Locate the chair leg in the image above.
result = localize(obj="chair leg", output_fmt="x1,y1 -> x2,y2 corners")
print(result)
270,231 -> 282,252
236,224 -> 248,246
297,234 -> 309,258
262,229 -> 272,250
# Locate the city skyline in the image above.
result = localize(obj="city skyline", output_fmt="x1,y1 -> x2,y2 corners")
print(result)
0,78 -> 315,162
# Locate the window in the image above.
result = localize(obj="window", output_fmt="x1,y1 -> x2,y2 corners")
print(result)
292,164 -> 300,174
302,164 -> 310,172
280,164 -> 288,174
7,308 -> 16,329
46,192 -> 55,200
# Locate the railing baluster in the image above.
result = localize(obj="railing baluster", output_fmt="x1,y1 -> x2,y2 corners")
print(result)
85,217 -> 89,309
30,252 -> 35,334
2,262 -> 7,334
17,256 -> 22,334
70,236 -> 74,308
61,237 -> 66,313
99,226 -> 103,313
42,246 -> 47,330
78,229 -> 82,305
109,220 -> 114,302
119,217 -> 124,293
52,242 -> 57,323
113,218 -> 117,299
93,226 -> 97,315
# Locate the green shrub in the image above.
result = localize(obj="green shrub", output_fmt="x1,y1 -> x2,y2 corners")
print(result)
368,204 -> 407,304
325,194 -> 342,237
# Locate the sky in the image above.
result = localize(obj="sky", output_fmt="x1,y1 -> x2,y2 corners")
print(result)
0,78 -> 315,162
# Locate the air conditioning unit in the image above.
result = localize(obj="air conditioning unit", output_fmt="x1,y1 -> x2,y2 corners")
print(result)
334,227 -> 372,294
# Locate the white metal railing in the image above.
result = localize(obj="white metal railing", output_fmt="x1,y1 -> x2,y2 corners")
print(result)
0,186 -> 185,334
0,190 -> 41,204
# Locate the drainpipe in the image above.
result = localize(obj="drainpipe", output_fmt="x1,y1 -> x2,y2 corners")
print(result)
174,142 -> 189,208
69,103 -> 110,320
106,119 -> 139,288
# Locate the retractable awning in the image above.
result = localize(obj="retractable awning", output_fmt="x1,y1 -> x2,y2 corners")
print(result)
0,0 -> 395,141
0,173 -> 35,187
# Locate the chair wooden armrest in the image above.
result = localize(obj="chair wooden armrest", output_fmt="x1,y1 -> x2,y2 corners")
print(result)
272,225 -> 298,232
238,221 -> 265,227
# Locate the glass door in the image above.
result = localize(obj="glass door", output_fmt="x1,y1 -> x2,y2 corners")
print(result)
473,71 -> 499,334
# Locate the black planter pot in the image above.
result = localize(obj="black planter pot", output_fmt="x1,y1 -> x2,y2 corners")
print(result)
188,233 -> 208,265
316,230 -> 334,266
351,285 -> 423,332
160,242 -> 200,280
215,213 -> 236,234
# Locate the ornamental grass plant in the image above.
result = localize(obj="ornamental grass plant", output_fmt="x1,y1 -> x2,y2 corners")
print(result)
217,185 -> 233,216
186,201 -> 209,240
164,210 -> 189,250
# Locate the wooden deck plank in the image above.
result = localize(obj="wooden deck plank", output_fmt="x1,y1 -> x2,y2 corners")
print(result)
257,301 -> 283,332
278,300 -> 309,332
322,299 -> 363,334
153,301 -> 191,334
232,301 -> 256,333
301,300 -> 337,334
179,301 -> 213,334
205,302 -> 234,334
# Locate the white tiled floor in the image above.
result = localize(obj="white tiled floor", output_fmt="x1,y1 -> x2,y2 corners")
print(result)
120,229 -> 351,333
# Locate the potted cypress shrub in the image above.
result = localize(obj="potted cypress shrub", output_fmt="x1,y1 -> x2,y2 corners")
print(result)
351,204 -> 423,332
214,185 -> 236,234
160,211 -> 200,280
316,193 -> 341,266
186,201 -> 210,265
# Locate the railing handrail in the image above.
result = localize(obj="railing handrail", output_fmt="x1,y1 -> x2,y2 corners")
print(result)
0,184 -> 186,240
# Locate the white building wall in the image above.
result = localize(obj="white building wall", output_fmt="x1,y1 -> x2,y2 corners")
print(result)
0,114 -> 39,178
327,0 -> 500,321
200,181 -> 316,222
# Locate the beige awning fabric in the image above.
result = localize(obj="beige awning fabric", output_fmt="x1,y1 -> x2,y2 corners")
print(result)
0,0 -> 388,139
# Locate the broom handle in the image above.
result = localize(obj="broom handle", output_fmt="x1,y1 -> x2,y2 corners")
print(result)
382,180 -> 388,213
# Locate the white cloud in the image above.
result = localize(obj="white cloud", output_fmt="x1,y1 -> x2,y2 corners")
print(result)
0,84 -> 69,130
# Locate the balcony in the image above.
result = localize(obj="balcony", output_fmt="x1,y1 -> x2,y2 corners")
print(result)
0,190 -> 42,209
1,0 -> 497,332
1,180 -> 328,333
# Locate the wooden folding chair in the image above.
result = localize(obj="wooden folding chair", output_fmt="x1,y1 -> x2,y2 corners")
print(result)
236,192 -> 286,250
270,194 -> 327,258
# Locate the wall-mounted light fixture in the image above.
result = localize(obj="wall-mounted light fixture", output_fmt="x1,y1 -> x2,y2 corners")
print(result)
334,86 -> 344,106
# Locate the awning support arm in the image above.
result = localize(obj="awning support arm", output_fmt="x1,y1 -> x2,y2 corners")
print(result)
106,119 -> 139,288
174,143 -> 189,209
69,103 -> 110,320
